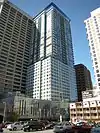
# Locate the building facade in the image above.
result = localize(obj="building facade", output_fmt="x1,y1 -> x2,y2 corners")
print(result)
0,0 -> 33,93
82,90 -> 100,102
14,95 -> 69,121
0,91 -> 69,121
84,8 -> 100,90
70,100 -> 100,123
75,64 -> 93,101
26,3 -> 77,101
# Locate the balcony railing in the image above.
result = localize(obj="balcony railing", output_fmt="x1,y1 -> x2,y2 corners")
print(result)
97,110 -> 100,113
90,110 -> 97,113
77,110 -> 83,113
70,111 -> 77,114
91,116 -> 98,119
76,105 -> 82,108
83,110 -> 90,113
83,116 -> 90,119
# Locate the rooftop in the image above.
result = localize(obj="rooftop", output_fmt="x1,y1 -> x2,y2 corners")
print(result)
33,2 -> 70,21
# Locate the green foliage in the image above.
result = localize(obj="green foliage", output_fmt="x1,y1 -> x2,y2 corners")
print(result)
9,112 -> 19,122
88,119 -> 92,123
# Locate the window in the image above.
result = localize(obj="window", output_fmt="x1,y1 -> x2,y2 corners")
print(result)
96,70 -> 99,73
97,74 -> 100,77
94,58 -> 97,61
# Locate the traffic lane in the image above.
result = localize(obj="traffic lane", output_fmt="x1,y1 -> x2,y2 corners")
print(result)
4,129 -> 53,133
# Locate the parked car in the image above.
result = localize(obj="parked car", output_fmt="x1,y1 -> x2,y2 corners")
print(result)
74,121 -> 92,129
0,128 -> 3,133
0,123 -> 5,129
72,122 -> 92,133
75,121 -> 87,127
19,121 -> 28,128
23,121 -> 45,132
39,120 -> 49,126
45,122 -> 56,129
91,127 -> 100,133
0,124 -> 3,133
7,122 -> 23,131
53,122 -> 72,133
4,122 -> 13,128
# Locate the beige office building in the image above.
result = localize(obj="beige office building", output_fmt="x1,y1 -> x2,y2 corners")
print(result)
0,0 -> 33,93
70,100 -> 100,123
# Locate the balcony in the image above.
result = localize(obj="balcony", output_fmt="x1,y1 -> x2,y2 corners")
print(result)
91,116 -> 98,119
76,105 -> 82,108
83,116 -> 90,119
83,110 -> 90,113
77,116 -> 83,120
77,110 -> 83,113
90,110 -> 97,113
97,110 -> 100,113
70,111 -> 76,114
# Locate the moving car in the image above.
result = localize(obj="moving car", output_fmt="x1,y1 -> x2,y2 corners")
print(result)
53,122 -> 72,133
7,122 -> 23,131
23,121 -> 45,132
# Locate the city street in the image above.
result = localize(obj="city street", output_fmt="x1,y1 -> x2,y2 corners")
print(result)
4,129 -> 53,133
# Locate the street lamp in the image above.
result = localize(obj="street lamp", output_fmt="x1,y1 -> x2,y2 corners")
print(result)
3,102 -> 6,123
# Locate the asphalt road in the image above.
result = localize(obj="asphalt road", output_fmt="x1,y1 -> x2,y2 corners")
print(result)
4,129 -> 53,133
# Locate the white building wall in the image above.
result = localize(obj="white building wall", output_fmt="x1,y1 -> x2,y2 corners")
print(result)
41,57 -> 51,100
27,56 -> 73,101
84,8 -> 100,90
32,61 -> 41,99
51,58 -> 70,101
26,61 -> 41,99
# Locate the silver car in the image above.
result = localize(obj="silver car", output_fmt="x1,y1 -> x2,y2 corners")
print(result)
53,122 -> 72,133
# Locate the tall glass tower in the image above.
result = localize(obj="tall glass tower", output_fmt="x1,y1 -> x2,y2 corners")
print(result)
26,3 -> 77,101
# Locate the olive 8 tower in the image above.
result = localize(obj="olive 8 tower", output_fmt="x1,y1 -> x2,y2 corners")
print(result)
26,3 -> 77,101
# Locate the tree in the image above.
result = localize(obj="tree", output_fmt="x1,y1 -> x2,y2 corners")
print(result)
9,112 -> 19,122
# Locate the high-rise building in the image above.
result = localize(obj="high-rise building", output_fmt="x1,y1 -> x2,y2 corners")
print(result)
0,0 -> 33,93
84,8 -> 100,90
26,3 -> 77,101
75,64 -> 93,101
